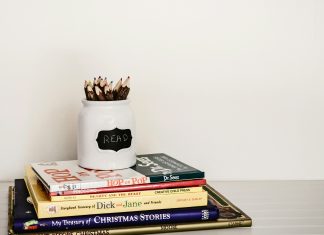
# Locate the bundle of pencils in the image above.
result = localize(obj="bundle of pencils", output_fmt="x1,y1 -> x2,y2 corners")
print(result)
84,76 -> 130,101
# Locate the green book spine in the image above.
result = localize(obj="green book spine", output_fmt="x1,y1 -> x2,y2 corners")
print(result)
148,171 -> 205,183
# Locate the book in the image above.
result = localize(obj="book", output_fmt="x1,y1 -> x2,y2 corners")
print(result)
31,153 -> 204,193
51,186 -> 204,202
12,179 -> 219,233
25,169 -> 208,218
8,184 -> 252,235
49,179 -> 207,197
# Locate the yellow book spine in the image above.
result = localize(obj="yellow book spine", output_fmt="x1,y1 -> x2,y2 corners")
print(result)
38,191 -> 207,218
50,186 -> 203,202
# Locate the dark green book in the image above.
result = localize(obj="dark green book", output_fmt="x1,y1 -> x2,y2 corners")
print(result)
31,153 -> 205,193
133,153 -> 204,183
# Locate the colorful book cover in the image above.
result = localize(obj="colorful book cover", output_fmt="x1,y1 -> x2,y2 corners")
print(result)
31,153 -> 204,193
25,168 -> 208,218
49,179 -> 207,197
12,179 -> 218,233
8,184 -> 252,235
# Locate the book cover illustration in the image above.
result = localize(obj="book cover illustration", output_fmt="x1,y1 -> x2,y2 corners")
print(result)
31,153 -> 204,193
12,179 -> 218,233
8,183 -> 252,235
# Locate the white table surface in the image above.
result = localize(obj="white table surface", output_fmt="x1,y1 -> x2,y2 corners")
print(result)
1,181 -> 324,235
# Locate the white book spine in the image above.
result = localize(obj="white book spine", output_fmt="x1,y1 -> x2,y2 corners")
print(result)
50,177 -> 151,192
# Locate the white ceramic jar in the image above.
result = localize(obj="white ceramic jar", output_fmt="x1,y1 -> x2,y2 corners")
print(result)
77,99 -> 136,170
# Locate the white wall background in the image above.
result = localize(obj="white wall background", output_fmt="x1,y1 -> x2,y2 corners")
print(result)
0,0 -> 323,181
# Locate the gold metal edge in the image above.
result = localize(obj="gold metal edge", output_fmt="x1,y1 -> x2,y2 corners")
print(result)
8,186 -> 14,235
204,184 -> 252,226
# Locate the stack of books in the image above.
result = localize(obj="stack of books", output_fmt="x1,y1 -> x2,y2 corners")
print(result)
8,153 -> 252,235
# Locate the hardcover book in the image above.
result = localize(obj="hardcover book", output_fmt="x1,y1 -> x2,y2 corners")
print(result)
8,184 -> 252,235
12,179 -> 219,233
49,179 -> 207,197
31,153 -> 204,193
51,186 -> 203,202
25,168 -> 208,218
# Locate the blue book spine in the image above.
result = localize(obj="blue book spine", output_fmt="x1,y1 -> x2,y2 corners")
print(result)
14,207 -> 218,233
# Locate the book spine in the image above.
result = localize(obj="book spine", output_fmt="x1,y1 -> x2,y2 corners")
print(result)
51,187 -> 203,202
49,177 -> 151,193
37,192 -> 208,218
50,179 -> 207,196
149,171 -> 205,183
13,206 -> 218,232
14,220 -> 252,235
48,173 -> 204,193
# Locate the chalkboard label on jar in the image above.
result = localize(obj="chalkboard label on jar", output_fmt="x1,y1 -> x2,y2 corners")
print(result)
96,128 -> 132,152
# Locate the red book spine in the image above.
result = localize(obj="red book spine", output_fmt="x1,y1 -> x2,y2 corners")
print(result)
50,179 -> 206,196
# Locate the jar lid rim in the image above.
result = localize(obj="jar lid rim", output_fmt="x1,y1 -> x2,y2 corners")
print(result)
82,99 -> 130,105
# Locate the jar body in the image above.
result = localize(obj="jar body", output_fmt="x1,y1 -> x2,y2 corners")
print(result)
77,100 -> 136,170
